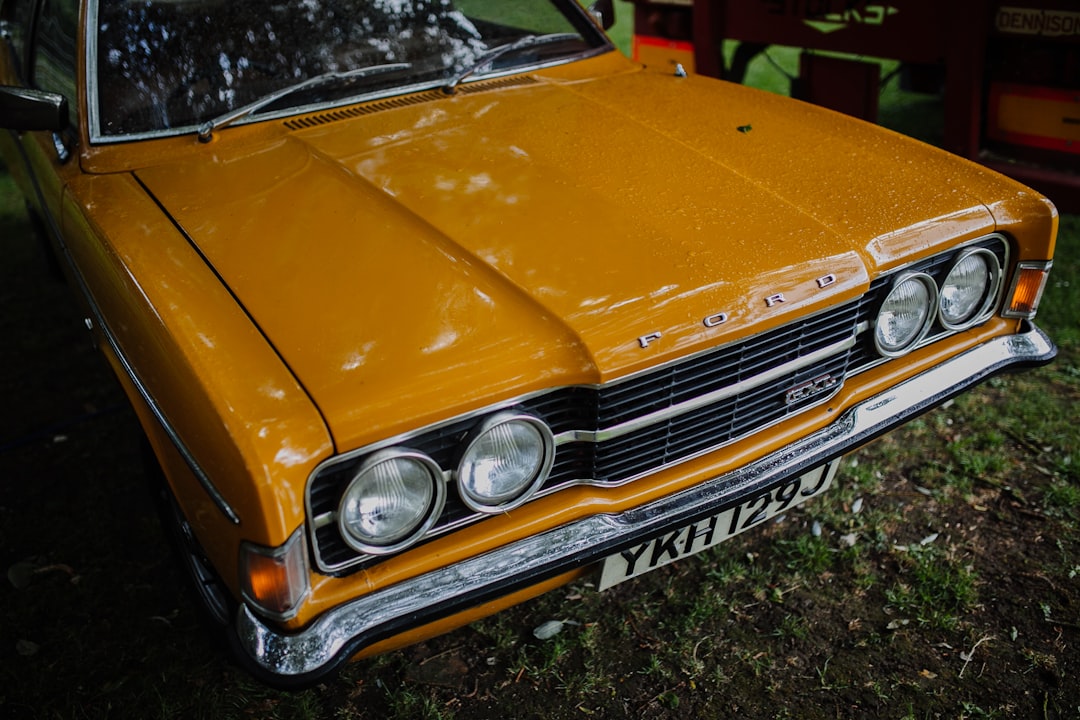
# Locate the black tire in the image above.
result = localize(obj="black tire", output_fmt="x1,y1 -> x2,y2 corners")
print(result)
140,439 -> 335,689
24,203 -> 66,282
141,439 -> 236,629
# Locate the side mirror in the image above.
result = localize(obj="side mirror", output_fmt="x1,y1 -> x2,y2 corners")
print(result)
589,0 -> 616,31
0,86 -> 68,132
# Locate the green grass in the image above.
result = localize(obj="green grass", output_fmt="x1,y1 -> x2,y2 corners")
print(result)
1044,478 -> 1080,518
1043,214 -> 1080,348
884,545 -> 979,630
776,533 -> 833,575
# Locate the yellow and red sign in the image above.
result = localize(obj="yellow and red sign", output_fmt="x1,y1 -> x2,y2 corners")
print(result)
988,82 -> 1080,155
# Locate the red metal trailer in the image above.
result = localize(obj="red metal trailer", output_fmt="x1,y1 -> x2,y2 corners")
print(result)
628,0 -> 1080,211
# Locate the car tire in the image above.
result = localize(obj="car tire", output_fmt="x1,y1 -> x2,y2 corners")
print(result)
142,439 -> 235,630
23,202 -> 66,282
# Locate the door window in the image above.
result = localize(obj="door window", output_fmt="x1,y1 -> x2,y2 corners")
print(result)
32,0 -> 78,125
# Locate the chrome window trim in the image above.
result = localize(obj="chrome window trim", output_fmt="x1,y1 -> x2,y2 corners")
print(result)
84,0 -> 100,140
84,0 -> 610,145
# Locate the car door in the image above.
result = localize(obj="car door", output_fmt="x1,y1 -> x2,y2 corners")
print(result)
19,0 -> 81,250
1,0 -> 80,255
0,0 -> 41,202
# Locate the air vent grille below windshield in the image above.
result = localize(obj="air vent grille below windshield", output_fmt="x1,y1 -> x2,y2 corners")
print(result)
283,75 -> 539,130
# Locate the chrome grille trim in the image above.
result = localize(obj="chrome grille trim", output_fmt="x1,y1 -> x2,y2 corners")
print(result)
553,331 -> 860,445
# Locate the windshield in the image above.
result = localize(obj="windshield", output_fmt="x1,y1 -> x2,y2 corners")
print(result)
91,0 -> 607,140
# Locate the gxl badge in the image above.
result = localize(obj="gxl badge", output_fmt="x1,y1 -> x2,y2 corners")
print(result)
785,373 -> 839,405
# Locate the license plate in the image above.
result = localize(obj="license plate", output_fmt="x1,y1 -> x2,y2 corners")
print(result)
597,460 -> 839,591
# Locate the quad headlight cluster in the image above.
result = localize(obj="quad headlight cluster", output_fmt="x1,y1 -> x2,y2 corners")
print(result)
337,412 -> 555,555
874,247 -> 1002,358
330,240 -> 1014,560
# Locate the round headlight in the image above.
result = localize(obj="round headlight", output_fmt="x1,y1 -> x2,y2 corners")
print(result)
874,272 -> 937,357
338,449 -> 445,555
457,413 -> 555,513
938,248 -> 1000,330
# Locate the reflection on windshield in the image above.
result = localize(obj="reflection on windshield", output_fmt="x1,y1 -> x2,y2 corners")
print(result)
94,0 -> 600,138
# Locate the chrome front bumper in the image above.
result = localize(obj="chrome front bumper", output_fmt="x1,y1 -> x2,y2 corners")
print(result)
234,322 -> 1055,686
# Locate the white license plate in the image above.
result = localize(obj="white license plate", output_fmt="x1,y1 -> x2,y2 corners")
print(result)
597,460 -> 839,591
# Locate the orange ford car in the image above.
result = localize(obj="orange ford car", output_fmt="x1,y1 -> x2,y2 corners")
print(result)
0,0 -> 1057,687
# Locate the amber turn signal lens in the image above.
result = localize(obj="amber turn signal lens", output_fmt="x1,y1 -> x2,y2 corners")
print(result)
240,529 -> 310,620
1003,262 -> 1052,319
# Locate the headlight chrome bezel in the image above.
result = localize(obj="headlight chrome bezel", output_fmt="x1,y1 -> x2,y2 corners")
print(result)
938,247 -> 1002,331
873,240 -> 1008,359
873,271 -> 938,358
337,448 -> 446,556
456,412 -> 556,514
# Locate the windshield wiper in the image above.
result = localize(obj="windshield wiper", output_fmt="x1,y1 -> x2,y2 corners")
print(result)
441,33 -> 580,95
197,62 -> 412,142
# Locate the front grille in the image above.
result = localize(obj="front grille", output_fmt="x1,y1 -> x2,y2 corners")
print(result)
309,236 -> 1010,573
535,302 -> 860,485
311,300 -> 865,571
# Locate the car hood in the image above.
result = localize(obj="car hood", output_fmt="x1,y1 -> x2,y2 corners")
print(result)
134,63 -> 1004,451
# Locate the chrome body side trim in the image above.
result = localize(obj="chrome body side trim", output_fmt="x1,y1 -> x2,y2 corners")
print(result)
104,316 -> 242,526
237,322 -> 1055,683
63,222 -> 241,523
4,101 -> 240,525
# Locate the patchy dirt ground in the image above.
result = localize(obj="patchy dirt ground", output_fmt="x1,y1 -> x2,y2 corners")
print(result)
1,178 -> 1078,719
367,440 -> 1080,720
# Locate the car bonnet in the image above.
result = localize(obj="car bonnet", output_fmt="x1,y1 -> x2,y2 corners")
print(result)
133,66 -> 1004,451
